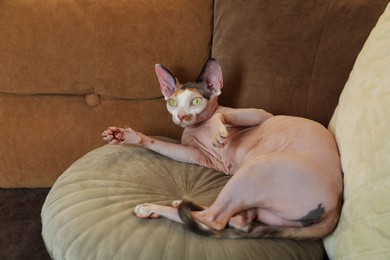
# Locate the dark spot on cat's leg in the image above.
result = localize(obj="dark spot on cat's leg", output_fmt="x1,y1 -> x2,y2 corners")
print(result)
297,204 -> 325,226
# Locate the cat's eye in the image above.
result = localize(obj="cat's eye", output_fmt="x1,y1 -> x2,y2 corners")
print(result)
192,97 -> 202,106
169,98 -> 178,107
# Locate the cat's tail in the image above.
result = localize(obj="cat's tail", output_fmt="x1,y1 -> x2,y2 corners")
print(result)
177,200 -> 340,240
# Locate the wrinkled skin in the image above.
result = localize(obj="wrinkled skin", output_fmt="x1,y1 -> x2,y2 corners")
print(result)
102,59 -> 342,239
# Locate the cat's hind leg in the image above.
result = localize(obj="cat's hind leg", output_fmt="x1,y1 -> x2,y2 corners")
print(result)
134,203 -> 183,223
189,159 -> 273,231
228,209 -> 258,232
172,200 -> 207,210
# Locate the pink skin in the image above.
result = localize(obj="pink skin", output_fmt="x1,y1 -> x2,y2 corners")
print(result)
102,60 -> 342,235
133,200 -> 262,232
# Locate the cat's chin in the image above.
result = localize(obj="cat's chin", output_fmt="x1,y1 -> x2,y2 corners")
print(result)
179,122 -> 195,128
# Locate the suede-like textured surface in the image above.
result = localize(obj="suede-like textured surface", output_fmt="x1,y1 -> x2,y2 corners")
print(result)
0,188 -> 51,260
0,0 -> 95,95
42,144 -> 325,260
0,0 -> 212,97
94,0 -> 214,99
0,1 -> 388,188
213,0 -> 389,125
0,0 -> 212,187
0,94 -> 181,187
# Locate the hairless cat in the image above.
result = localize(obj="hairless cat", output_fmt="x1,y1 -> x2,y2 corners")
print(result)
102,59 -> 342,239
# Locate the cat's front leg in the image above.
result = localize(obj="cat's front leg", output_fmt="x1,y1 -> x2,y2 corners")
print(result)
102,127 -> 211,168
102,127 -> 142,145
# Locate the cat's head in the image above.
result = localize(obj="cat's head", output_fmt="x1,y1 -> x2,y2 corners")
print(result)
155,58 -> 223,128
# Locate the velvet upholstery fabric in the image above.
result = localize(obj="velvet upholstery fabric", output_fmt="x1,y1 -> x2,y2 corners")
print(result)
1,1 -> 388,259
0,0 -> 212,187
0,0 -> 213,97
0,1 -> 388,190
94,0 -> 214,99
0,94 -> 181,187
213,0 -> 389,125
42,144 -> 325,260
0,0 -> 95,95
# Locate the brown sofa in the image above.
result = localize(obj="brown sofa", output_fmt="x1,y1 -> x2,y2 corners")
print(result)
1,1 -> 389,259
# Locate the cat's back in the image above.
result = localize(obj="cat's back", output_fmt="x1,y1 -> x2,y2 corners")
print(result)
238,115 -> 340,172
238,115 -> 336,154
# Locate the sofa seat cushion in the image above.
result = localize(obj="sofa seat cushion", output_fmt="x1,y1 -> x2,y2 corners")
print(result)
42,144 -> 324,260
324,3 -> 390,259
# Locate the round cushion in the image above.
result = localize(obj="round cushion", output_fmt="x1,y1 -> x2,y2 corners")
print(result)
41,143 -> 325,259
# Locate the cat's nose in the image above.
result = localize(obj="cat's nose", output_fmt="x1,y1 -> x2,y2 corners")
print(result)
178,113 -> 193,122
177,113 -> 186,121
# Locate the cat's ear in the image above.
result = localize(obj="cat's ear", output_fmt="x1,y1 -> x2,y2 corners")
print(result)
155,64 -> 178,100
196,58 -> 223,96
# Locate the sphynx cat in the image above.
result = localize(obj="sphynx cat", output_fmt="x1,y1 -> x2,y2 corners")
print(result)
102,58 -> 342,239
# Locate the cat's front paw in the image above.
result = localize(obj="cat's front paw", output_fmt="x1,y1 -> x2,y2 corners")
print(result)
211,127 -> 228,148
210,116 -> 228,148
102,127 -> 124,144
102,127 -> 142,145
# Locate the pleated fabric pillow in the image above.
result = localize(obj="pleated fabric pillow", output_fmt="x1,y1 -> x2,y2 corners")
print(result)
42,144 -> 324,260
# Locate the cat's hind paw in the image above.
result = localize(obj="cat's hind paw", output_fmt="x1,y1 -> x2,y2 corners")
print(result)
228,214 -> 252,232
171,200 -> 182,208
134,204 -> 160,219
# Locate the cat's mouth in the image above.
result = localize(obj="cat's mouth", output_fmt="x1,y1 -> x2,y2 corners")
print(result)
175,114 -> 197,127
178,119 -> 196,128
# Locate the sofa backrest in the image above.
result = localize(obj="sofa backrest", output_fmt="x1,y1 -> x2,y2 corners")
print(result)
0,0 -> 388,187
0,0 -> 213,99
213,0 -> 389,125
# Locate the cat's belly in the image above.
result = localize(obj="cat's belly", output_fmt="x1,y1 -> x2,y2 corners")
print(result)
183,115 -> 338,176
183,126 -> 267,174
